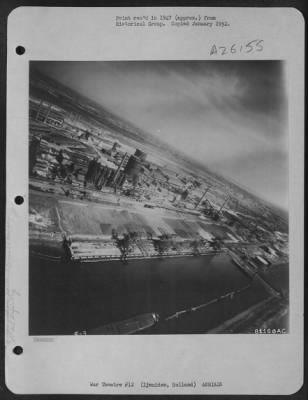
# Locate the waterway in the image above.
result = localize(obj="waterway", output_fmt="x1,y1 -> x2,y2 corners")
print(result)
29,252 -> 288,335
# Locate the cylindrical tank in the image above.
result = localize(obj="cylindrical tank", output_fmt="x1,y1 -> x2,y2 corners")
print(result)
134,149 -> 147,162
124,155 -> 141,176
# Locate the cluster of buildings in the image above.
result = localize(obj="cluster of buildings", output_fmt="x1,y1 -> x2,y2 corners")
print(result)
30,127 -> 151,194
29,117 -> 197,208
84,158 -> 126,190
30,95 -> 213,211
29,86 -> 289,270
30,99 -> 64,129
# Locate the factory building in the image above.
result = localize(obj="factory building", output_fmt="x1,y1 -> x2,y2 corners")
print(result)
124,155 -> 142,177
84,159 -> 126,190
134,148 -> 147,162
30,100 -> 64,128
120,153 -> 130,169
121,149 -> 148,188
29,136 -> 41,175
124,149 -> 147,176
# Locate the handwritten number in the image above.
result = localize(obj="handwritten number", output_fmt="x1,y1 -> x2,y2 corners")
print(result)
256,39 -> 264,51
210,40 -> 264,56
245,40 -> 255,53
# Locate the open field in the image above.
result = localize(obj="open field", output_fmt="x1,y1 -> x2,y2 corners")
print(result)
198,222 -> 233,240
58,200 -> 153,237
30,191 -> 233,243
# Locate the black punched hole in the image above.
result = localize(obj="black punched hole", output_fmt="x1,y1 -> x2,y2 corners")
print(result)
13,346 -> 23,355
14,196 -> 24,205
16,46 -> 25,55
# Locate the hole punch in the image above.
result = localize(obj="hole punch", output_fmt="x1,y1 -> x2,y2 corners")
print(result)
15,46 -> 25,55
14,195 -> 24,205
13,346 -> 23,355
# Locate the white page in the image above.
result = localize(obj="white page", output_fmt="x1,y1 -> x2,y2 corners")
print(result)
6,7 -> 304,394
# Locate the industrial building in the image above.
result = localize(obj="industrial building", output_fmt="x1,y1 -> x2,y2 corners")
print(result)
134,148 -> 147,162
84,159 -> 126,190
30,100 -> 64,129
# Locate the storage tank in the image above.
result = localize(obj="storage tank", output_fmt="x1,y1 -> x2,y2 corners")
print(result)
124,155 -> 141,177
134,149 -> 147,162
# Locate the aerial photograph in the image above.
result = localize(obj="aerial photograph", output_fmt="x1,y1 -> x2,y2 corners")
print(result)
29,61 -> 289,335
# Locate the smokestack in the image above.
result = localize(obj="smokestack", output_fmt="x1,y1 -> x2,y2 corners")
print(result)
195,184 -> 212,209
218,195 -> 230,214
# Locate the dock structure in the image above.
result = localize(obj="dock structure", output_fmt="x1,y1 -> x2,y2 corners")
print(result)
64,234 -> 222,262
228,250 -> 282,298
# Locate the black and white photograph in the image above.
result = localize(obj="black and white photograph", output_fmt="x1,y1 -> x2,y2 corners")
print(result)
28,60 -> 289,336
5,6 -> 304,395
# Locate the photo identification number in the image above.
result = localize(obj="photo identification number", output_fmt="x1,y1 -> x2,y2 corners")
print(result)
210,40 -> 264,56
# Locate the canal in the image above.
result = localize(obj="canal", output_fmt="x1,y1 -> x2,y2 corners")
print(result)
29,253 -> 288,335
